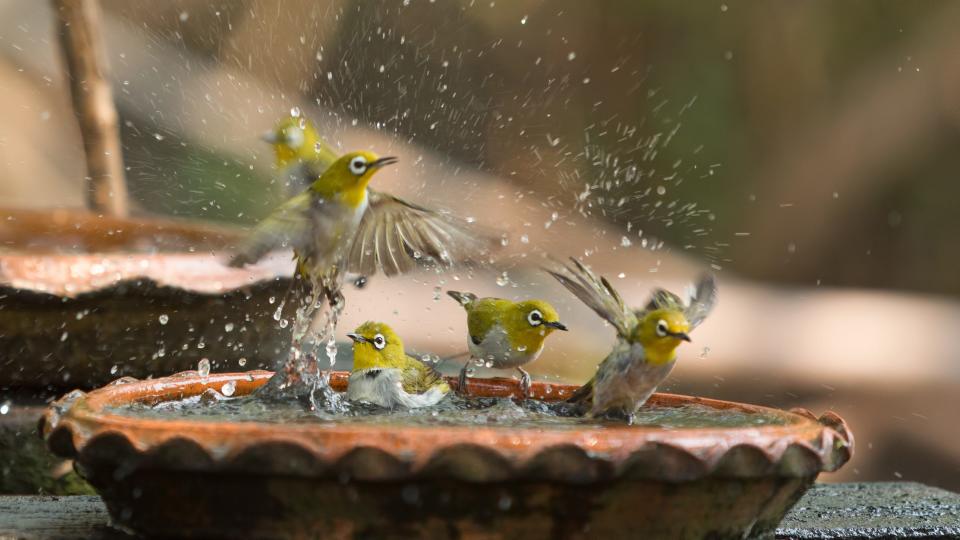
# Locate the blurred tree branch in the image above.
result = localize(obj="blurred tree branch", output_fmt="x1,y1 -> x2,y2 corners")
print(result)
52,0 -> 128,216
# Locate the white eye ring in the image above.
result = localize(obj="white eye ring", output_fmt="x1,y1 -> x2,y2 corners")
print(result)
527,309 -> 543,327
372,333 -> 386,350
655,319 -> 669,337
284,127 -> 304,149
349,156 -> 368,176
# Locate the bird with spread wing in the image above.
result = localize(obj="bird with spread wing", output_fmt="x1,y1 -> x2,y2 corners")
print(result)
546,258 -> 717,423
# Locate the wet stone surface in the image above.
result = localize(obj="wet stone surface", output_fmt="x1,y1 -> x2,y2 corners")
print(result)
777,482 -> 960,539
2,483 -> 958,538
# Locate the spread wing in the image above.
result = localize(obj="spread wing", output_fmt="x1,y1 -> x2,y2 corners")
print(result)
545,258 -> 636,338
228,192 -> 311,267
683,274 -> 717,330
345,190 -> 489,277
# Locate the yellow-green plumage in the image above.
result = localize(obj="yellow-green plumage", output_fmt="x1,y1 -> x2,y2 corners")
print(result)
547,258 -> 717,421
447,291 -> 566,395
347,322 -> 448,407
231,132 -> 488,301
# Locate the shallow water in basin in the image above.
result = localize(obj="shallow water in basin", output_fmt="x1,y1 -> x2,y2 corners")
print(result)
107,388 -> 790,430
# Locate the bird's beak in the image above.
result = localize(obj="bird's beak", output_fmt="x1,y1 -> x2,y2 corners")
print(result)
370,156 -> 398,169
546,321 -> 568,331
261,131 -> 279,144
347,333 -> 368,344
670,332 -> 692,342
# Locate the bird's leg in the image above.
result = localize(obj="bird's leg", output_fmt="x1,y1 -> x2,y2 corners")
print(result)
517,367 -> 532,399
457,359 -> 472,395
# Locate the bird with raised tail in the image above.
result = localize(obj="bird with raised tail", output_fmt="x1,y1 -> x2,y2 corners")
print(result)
447,291 -> 567,397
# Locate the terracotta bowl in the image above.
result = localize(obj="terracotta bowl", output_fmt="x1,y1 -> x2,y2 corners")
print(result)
0,208 -> 292,389
42,371 -> 853,539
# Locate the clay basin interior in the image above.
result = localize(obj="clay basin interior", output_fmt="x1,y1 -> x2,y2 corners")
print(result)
43,370 -> 853,539
0,208 -> 292,390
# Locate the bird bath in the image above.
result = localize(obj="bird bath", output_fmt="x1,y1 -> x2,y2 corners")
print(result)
42,370 -> 853,539
0,208 -> 292,389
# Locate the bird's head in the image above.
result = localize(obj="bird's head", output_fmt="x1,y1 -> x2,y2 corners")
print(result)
347,321 -> 407,370
311,151 -> 397,207
262,116 -> 320,167
633,308 -> 691,365
504,299 -> 567,350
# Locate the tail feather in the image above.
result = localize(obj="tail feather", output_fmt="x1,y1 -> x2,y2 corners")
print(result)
566,378 -> 594,405
446,290 -> 477,307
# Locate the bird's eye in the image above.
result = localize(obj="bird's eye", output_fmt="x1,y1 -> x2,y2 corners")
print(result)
349,156 -> 368,176
373,333 -> 386,350
527,310 -> 543,327
655,319 -> 669,337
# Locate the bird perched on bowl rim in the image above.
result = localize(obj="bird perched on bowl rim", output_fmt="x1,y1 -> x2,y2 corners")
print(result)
229,150 -> 487,310
447,291 -> 567,397
261,115 -> 340,194
546,258 -> 716,423
346,321 -> 450,408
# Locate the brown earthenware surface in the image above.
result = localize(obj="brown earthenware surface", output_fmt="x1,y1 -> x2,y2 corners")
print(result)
42,371 -> 854,483
0,208 -> 293,389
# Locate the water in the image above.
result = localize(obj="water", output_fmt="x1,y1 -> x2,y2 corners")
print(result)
107,393 -> 788,430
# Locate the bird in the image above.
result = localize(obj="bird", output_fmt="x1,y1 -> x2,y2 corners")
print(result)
546,258 -> 716,423
229,151 -> 486,309
447,291 -> 567,397
346,321 -> 450,408
261,115 -> 339,194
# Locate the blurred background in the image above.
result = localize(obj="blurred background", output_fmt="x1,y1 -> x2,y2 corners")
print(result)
0,0 -> 957,491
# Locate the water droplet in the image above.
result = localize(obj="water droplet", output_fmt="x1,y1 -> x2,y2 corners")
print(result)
290,106 -> 301,117
221,381 -> 236,397
656,185 -> 667,196
621,236 -> 632,247
268,296 -> 276,304
433,286 -> 442,301
699,347 -> 711,359
273,305 -> 284,321
224,322 -> 235,332
279,319 -> 289,328
520,15 -> 528,25
197,358 -> 211,378
520,234 -> 529,244
0,401 -> 10,415
158,314 -> 169,325
110,365 -> 118,375
238,357 -> 247,367
496,271 -> 510,287
178,11 -> 189,22
567,51 -> 576,61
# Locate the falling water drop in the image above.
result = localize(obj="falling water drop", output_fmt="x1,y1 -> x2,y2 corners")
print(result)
238,357 -> 247,367
158,314 -> 169,325
0,401 -> 10,415
197,358 -> 211,378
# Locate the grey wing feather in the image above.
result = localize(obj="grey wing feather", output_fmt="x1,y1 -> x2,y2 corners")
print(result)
545,258 -> 636,338
684,274 -> 717,330
345,190 -> 489,277
228,193 -> 312,267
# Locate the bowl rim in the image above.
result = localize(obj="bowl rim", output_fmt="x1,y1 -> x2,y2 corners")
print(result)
42,370 -> 854,482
